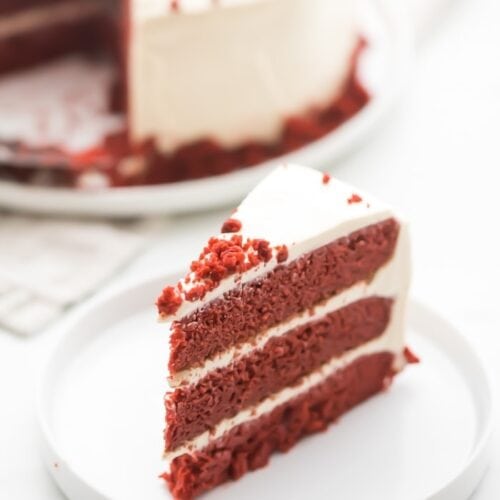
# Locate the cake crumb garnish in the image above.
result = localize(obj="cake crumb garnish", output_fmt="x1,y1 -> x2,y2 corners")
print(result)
276,245 -> 289,263
157,236 -> 289,315
156,286 -> 183,315
347,193 -> 363,204
403,347 -> 420,364
221,218 -> 242,233
322,173 -> 331,185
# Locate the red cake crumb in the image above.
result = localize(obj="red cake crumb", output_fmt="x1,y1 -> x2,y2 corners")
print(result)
156,286 -> 183,315
157,235 -> 290,315
184,285 -> 206,302
275,245 -> 289,263
348,193 -> 363,204
404,346 -> 420,364
322,173 -> 331,185
221,218 -> 242,233
252,239 -> 272,262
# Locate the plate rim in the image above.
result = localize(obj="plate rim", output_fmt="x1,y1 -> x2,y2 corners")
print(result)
37,272 -> 495,500
0,0 -> 414,218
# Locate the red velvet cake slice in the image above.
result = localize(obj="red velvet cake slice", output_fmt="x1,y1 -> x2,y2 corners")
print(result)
156,164 -> 414,499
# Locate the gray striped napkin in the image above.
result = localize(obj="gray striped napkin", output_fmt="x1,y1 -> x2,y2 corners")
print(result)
0,214 -> 164,335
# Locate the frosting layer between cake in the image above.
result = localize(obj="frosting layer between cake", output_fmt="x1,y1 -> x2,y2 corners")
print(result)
165,297 -> 393,449
164,322 -> 406,466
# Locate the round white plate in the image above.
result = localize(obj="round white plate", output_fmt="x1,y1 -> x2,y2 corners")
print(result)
1,0 -> 412,218
38,274 -> 494,500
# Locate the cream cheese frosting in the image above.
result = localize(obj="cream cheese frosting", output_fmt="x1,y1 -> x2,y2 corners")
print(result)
129,0 -> 357,151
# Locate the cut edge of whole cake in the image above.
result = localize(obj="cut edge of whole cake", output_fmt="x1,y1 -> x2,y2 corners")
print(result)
156,164 -> 417,499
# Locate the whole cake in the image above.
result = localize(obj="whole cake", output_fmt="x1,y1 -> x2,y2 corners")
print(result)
156,164 -> 417,499
0,0 -> 369,187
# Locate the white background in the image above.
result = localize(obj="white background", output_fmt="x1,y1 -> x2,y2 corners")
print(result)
1,0 -> 500,498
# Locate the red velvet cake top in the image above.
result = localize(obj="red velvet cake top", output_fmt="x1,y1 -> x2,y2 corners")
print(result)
156,235 -> 289,316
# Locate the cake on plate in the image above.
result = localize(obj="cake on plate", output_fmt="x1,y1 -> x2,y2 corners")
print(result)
0,0 -> 369,187
156,164 -> 417,499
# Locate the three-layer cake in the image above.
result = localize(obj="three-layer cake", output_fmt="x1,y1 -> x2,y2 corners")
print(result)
156,164 -> 415,499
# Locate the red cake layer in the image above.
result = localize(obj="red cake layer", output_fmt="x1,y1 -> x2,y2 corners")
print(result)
163,352 -> 396,500
0,1 -> 113,75
167,218 -> 399,373
0,41 -> 369,187
165,297 -> 393,450
0,0 -> 63,16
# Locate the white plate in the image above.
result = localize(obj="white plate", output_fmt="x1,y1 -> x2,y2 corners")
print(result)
0,0 -> 412,218
38,273 -> 494,500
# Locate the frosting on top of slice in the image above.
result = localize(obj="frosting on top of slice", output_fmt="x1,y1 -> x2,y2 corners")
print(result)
157,164 -> 396,320
233,164 -> 392,250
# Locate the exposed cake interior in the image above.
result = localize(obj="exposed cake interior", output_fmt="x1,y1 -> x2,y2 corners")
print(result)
160,218 -> 400,373
157,165 -> 414,499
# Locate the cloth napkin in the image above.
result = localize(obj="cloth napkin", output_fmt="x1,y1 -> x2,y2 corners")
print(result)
0,214 -> 164,336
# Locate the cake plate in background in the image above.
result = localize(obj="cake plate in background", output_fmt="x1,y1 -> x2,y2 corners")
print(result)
0,0 -> 412,217
37,273 -> 494,500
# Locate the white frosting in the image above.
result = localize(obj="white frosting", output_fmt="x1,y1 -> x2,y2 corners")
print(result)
168,225 -> 409,387
129,0 -> 357,151
164,164 -> 395,322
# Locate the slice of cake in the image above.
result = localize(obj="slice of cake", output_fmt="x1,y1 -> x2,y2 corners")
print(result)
156,164 -> 416,499
0,0 -> 369,187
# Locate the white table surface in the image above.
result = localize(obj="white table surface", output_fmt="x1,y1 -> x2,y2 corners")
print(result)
1,0 -> 499,498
